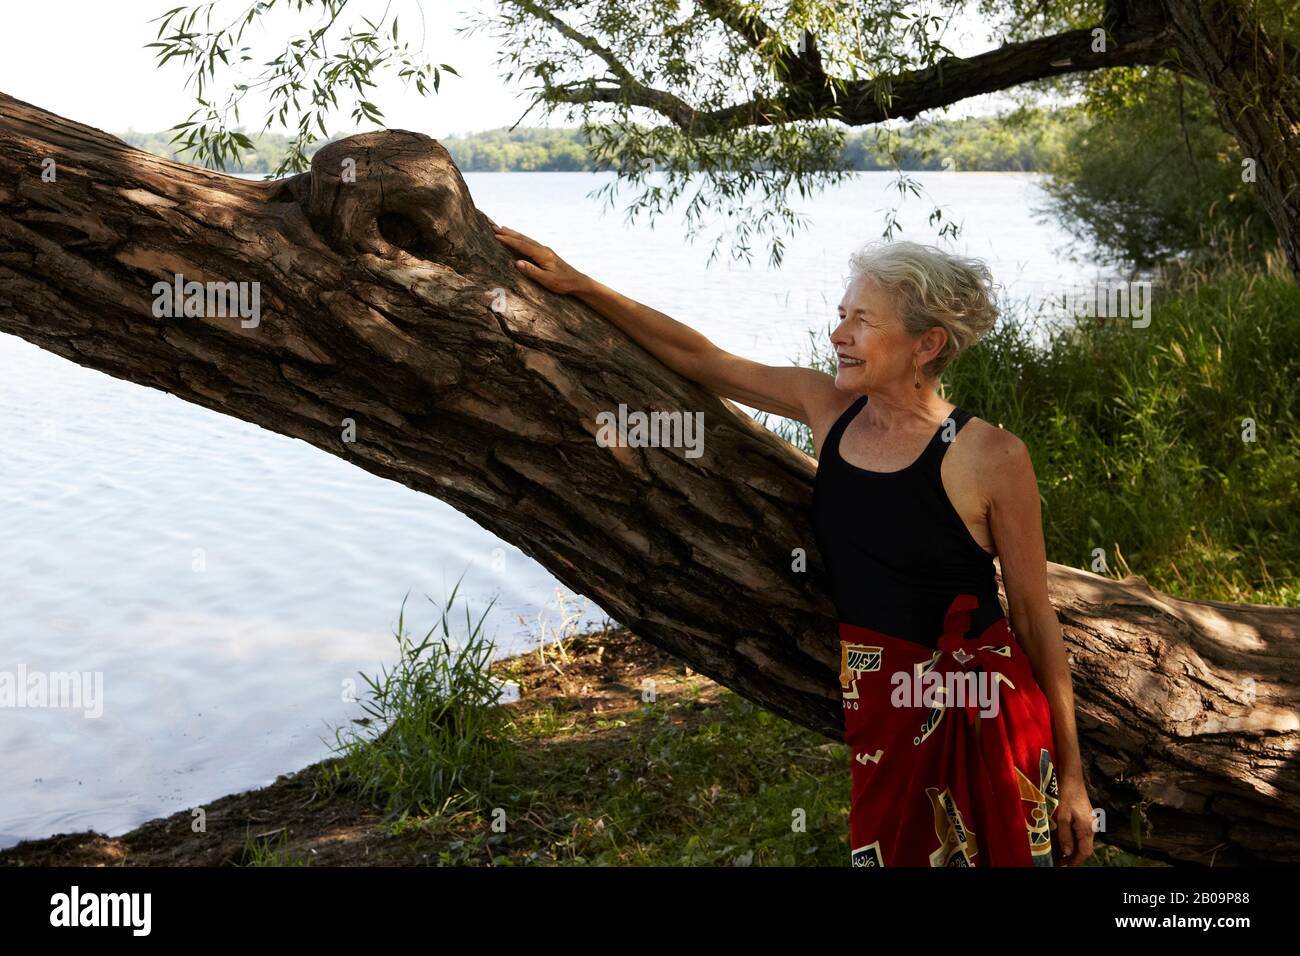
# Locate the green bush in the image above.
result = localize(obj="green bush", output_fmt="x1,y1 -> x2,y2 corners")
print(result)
1040,70 -> 1277,271
949,273 -> 1299,605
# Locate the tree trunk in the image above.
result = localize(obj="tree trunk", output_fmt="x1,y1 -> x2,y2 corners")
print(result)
1,92 -> 1297,865
1160,0 -> 1300,277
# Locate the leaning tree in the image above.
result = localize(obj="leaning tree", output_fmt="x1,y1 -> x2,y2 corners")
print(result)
2,92 -> 1298,865
2,0 -> 1299,865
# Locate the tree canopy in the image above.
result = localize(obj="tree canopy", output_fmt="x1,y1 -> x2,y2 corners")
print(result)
148,0 -> 1238,267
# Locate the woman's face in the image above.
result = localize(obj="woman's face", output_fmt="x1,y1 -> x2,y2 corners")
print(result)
831,275 -> 913,390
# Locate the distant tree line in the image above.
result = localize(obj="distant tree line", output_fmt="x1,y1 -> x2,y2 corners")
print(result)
118,111 -> 1071,176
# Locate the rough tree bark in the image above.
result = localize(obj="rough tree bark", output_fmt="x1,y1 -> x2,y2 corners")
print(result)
1,93 -> 1297,865
1160,0 -> 1300,276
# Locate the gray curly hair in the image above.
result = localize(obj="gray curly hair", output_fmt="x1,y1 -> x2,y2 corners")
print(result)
847,240 -> 1000,379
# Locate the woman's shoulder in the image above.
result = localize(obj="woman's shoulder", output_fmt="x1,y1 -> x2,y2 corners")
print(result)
949,414 -> 1032,478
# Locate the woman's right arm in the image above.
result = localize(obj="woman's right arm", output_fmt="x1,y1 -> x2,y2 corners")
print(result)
492,225 -> 840,425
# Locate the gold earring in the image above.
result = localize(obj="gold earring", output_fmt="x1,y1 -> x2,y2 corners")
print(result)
914,359 -> 921,389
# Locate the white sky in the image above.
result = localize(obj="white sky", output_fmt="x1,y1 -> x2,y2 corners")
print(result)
0,0 -> 530,137
0,0 -> 1008,138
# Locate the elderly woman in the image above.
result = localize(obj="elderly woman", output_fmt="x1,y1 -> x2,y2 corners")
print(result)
493,225 -> 1095,867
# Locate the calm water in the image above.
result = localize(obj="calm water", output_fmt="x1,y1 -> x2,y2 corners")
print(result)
0,170 -> 1104,848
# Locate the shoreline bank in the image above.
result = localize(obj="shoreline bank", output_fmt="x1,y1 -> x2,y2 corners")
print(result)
0,624 -> 748,866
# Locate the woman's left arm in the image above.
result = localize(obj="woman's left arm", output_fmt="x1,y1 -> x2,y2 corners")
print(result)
983,429 -> 1096,865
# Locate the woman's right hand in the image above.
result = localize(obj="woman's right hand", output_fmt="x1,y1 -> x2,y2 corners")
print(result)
492,224 -> 590,295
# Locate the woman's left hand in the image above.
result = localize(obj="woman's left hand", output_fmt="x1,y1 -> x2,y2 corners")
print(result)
1054,772 -> 1096,866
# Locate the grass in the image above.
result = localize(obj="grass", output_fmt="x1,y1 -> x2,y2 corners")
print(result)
956,273 -> 1299,606
308,588 -> 1165,866
488,690 -> 848,866
238,828 -> 312,867
316,574 -> 520,822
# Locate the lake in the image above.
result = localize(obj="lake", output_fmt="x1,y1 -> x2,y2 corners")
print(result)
0,169 -> 1106,848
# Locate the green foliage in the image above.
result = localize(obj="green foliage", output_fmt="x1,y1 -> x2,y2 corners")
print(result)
845,108 -> 1073,172
147,1 -> 455,176
998,273 -> 1298,608
144,1 -> 1295,270
314,589 -> 852,864
318,577 -> 519,820
1041,69 -> 1277,271
146,0 -> 1076,263
479,0 -> 953,266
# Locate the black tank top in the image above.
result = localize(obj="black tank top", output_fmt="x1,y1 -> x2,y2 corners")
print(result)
810,394 -> 1005,647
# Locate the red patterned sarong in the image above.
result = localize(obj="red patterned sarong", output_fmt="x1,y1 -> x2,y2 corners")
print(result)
838,593 -> 1061,866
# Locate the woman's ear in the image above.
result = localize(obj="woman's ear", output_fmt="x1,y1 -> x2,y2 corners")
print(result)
922,326 -> 949,363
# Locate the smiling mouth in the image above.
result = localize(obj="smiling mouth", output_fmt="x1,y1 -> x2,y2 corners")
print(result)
838,356 -> 864,367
